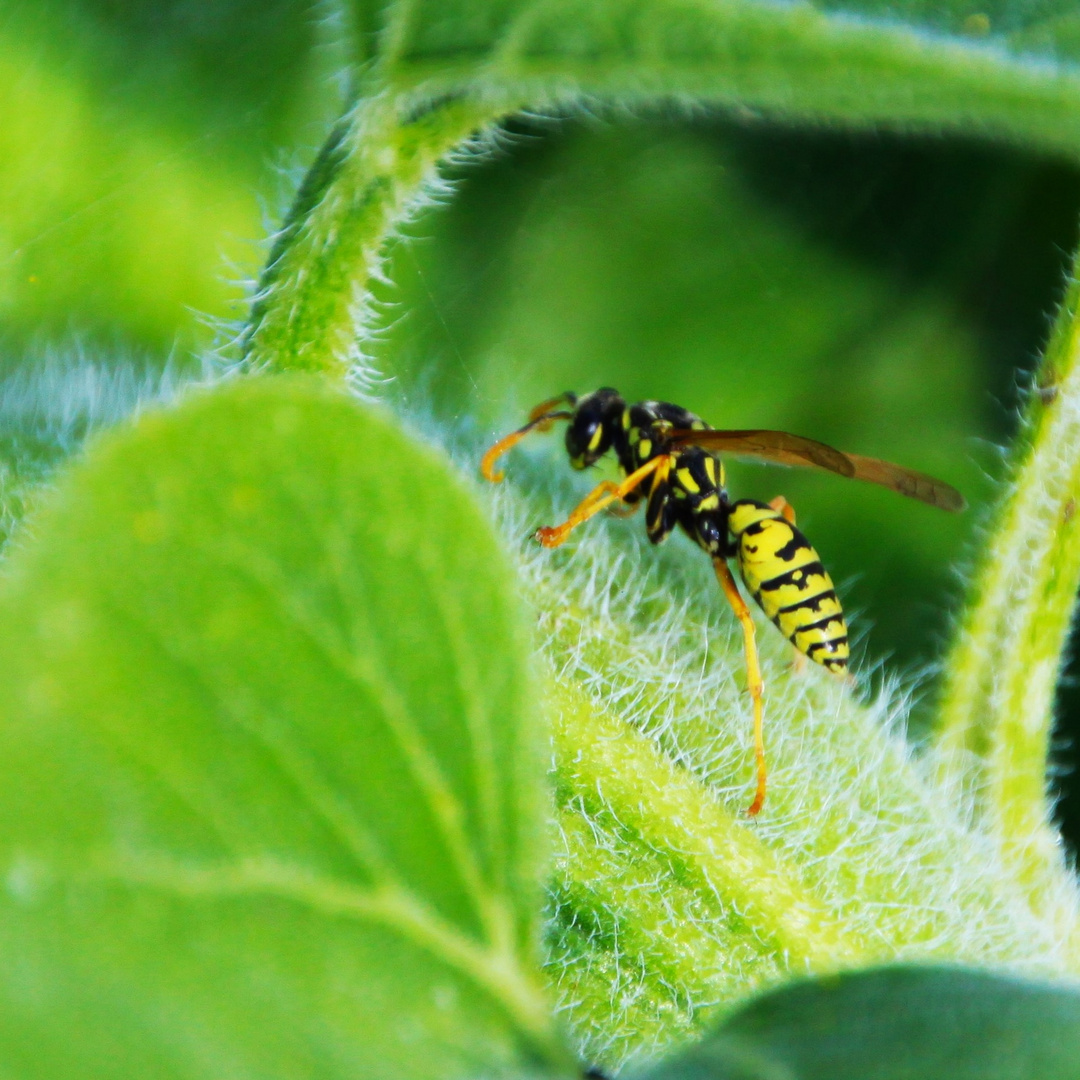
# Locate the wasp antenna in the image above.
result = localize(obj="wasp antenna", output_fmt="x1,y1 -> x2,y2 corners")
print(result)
480,408 -> 573,482
528,392 -> 576,423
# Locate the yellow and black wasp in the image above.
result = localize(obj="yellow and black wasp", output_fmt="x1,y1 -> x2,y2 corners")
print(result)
482,388 -> 964,816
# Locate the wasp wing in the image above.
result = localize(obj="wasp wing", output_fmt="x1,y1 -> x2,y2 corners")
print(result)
667,429 -> 855,475
667,429 -> 965,512
842,453 -> 966,512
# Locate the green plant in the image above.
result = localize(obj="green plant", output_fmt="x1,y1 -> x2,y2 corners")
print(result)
3,1 -> 1080,1077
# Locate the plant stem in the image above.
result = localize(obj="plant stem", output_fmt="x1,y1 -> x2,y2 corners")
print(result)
935,261 -> 1080,896
384,0 -> 1080,162
242,90 -> 509,379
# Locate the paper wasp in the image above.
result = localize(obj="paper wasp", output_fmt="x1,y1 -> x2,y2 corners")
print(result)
482,388 -> 964,816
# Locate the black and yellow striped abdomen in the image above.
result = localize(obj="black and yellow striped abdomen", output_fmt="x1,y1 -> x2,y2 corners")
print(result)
728,500 -> 849,673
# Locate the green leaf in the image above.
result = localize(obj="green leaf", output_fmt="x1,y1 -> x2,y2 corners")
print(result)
526,493 -> 1080,1065
0,353 -> 190,556
643,965 -> 1080,1080
0,376 -> 569,1079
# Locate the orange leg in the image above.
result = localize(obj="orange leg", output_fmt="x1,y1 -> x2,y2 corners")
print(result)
481,426 -> 535,482
714,558 -> 767,817
535,456 -> 670,548
769,494 -> 796,525
481,395 -> 575,482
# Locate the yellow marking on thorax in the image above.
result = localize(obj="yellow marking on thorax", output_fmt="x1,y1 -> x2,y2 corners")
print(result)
638,438 -> 652,459
676,467 -> 699,494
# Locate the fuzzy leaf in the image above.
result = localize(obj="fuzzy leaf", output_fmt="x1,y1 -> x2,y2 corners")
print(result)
0,376 -> 568,1080
641,965 -> 1080,1080
465,474 -> 1080,1068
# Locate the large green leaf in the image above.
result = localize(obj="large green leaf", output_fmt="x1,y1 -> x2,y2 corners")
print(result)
0,376 -> 568,1079
642,965 -> 1080,1080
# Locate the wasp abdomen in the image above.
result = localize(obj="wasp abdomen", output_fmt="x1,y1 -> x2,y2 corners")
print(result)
728,500 -> 849,673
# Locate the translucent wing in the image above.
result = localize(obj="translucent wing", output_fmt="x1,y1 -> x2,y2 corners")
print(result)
842,452 -> 966,512
667,429 -> 855,474
667,428 -> 965,512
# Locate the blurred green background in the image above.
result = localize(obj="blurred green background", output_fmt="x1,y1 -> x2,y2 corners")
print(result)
6,0 -> 1080,843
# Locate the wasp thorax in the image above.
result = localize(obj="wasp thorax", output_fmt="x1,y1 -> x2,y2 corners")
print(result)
565,388 -> 625,468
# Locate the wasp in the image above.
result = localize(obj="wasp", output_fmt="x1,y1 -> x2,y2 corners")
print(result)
482,388 -> 964,816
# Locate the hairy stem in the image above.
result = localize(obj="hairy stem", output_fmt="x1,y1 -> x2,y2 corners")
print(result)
243,90 -> 510,378
935,261 -> 1080,894
248,0 -> 1080,383
384,0 -> 1080,161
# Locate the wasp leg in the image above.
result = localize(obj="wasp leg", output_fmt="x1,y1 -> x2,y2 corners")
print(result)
535,456 -> 670,548
481,426 -> 535,482
645,463 -> 679,545
769,494 -> 796,525
534,479 -> 622,540
607,499 -> 643,518
713,557 -> 767,817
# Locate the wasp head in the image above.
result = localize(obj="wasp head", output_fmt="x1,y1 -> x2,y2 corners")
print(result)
565,388 -> 625,469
